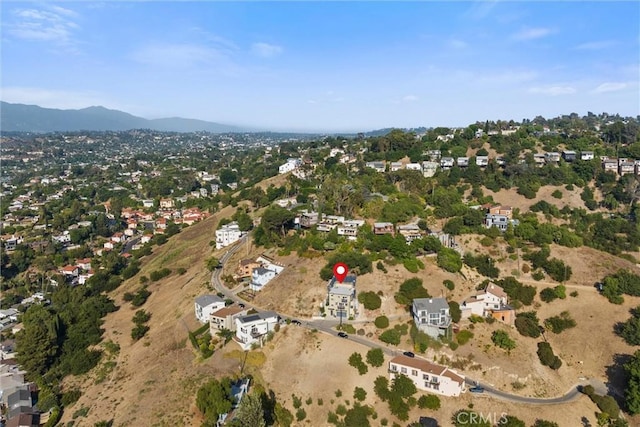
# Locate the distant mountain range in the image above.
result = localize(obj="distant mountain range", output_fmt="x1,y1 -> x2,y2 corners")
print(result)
0,102 -> 248,133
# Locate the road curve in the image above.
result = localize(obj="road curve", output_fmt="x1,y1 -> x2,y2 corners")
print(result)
209,234 -> 588,406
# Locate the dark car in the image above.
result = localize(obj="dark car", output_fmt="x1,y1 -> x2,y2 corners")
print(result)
337,332 -> 348,338
291,319 -> 302,325
238,303 -> 245,309
469,386 -> 485,393
403,351 -> 415,358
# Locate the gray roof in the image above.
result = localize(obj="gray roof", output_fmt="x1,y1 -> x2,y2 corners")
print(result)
413,297 -> 449,312
195,295 -> 224,308
238,311 -> 278,324
329,275 -> 356,287
7,388 -> 30,407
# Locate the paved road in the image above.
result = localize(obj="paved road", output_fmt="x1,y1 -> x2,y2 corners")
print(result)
209,234 -> 589,405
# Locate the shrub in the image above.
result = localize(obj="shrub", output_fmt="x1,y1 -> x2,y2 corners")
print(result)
491,330 -> 516,351
374,316 -> 390,329
532,270 -> 545,281
544,311 -> 576,334
358,291 -> 382,310
403,258 -> 420,273
295,408 -> 306,421
348,352 -> 368,375
515,312 -> 541,338
551,190 -> 563,199
537,342 -> 561,370
417,394 -> 440,410
366,348 -> 385,367
149,268 -> 171,281
353,387 -> 367,401
131,324 -> 150,341
380,329 -> 401,346
443,280 -> 455,291
456,330 -> 473,345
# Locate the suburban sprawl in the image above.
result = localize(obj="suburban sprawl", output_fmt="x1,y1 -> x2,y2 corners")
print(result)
2,113 -> 640,427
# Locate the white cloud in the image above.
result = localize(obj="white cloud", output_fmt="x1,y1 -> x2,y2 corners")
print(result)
592,82 -> 628,93
403,95 -> 419,102
512,27 -> 554,41
7,6 -> 80,49
251,42 -> 283,58
575,40 -> 616,50
528,85 -> 576,96
448,39 -> 468,49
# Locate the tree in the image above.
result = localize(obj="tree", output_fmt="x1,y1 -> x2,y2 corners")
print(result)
437,247 -> 462,273
379,329 -> 401,346
515,311 -> 541,338
366,348 -> 384,367
15,305 -> 60,379
374,376 -> 390,401
353,387 -> 367,402
374,316 -> 389,329
391,374 -> 417,398
417,394 -> 440,410
449,301 -> 462,323
206,256 -> 220,271
343,403 -> 373,426
358,291 -> 381,310
228,392 -> 266,427
499,415 -> 525,427
395,278 -> 430,305
532,421 -> 559,427
196,378 -> 234,425
491,330 -> 516,351
624,350 -> 640,414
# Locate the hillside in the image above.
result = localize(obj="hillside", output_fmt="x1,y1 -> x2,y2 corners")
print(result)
0,102 -> 245,133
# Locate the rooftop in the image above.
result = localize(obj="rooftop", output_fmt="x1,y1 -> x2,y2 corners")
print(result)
195,294 -> 224,307
413,297 -> 449,312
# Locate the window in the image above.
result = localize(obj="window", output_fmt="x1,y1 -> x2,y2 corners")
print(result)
391,365 -> 397,372
422,374 -> 429,380
401,367 -> 407,374
411,369 -> 418,376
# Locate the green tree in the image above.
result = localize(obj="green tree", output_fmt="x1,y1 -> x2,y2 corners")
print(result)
491,330 -> 516,351
366,348 -> 384,367
196,378 -> 234,425
417,394 -> 440,410
228,392 -> 266,427
624,350 -> 640,415
343,403 -> 373,426
374,376 -> 390,401
374,316 -> 389,329
358,291 -> 381,310
449,301 -> 462,323
15,305 -> 60,379
379,329 -> 401,346
353,386 -> 367,402
391,374 -> 417,398
499,415 -> 525,427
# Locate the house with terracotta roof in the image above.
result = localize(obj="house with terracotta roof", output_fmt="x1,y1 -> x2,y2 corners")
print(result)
389,355 -> 465,397
60,265 -> 79,277
461,283 -> 514,325
209,305 -> 248,334
237,259 -> 261,279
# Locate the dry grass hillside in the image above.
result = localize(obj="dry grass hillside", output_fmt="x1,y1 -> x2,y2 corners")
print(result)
56,179 -> 640,426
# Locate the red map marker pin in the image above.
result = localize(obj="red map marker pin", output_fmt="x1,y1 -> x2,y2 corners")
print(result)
333,263 -> 348,283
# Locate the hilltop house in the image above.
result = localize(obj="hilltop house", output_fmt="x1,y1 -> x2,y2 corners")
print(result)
299,211 -> 319,228
373,222 -> 394,235
412,298 -> 452,339
397,223 -> 422,243
461,283 -> 514,325
237,259 -> 261,279
325,275 -> 357,320
195,295 -> 226,323
209,305 -> 248,334
234,311 -> 279,350
389,355 -> 465,397
215,222 -> 244,250
278,158 -> 302,174
337,220 -> 365,240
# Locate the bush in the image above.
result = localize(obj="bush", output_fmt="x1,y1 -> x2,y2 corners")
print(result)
443,280 -> 455,291
149,268 -> 171,281
379,329 -> 401,346
353,387 -> 367,401
417,394 -> 440,410
358,291 -> 382,310
515,312 -> 541,338
456,330 -> 473,345
395,278 -> 430,305
348,352 -> 368,375
403,258 -> 420,273
374,316 -> 390,329
295,408 -> 306,421
491,330 -> 516,351
552,189 -> 563,199
537,342 -> 561,370
449,301 -> 462,323
131,324 -> 150,341
366,348 -> 385,367
61,389 -> 82,406
544,311 -> 576,334
437,248 -> 462,273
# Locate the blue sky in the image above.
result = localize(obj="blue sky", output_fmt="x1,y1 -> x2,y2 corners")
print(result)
1,1 -> 639,132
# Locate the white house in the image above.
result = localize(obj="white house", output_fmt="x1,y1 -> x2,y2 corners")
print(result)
406,163 -> 422,171
365,161 -> 386,173
422,161 -> 439,178
581,151 -> 595,161
215,222 -> 244,250
337,220 -> 365,240
249,267 -> 279,292
461,283 -> 508,317
209,305 -> 248,335
234,311 -> 279,350
195,295 -> 226,323
325,275 -> 357,320
476,156 -> 489,167
412,298 -> 452,339
389,355 -> 465,397
278,158 -> 302,174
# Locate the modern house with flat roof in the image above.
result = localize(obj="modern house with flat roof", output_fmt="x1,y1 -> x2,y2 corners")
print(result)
325,275 -> 357,320
412,298 -> 452,339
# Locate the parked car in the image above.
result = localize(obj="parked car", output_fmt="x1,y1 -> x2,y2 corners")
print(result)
403,351 -> 415,358
238,303 -> 245,309
337,332 -> 348,338
291,319 -> 302,325
469,386 -> 485,393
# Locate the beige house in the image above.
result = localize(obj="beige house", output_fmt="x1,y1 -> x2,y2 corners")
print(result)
237,259 -> 261,279
389,355 -> 465,397
461,283 -> 514,325
325,275 -> 357,320
209,305 -> 248,334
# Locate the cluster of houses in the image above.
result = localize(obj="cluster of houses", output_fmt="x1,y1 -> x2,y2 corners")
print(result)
0,346 -> 40,427
194,295 -> 280,351
365,149 -> 640,178
58,258 -> 94,286
235,255 -> 285,292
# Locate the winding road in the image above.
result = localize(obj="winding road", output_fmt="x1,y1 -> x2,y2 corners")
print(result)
210,235 -> 591,405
